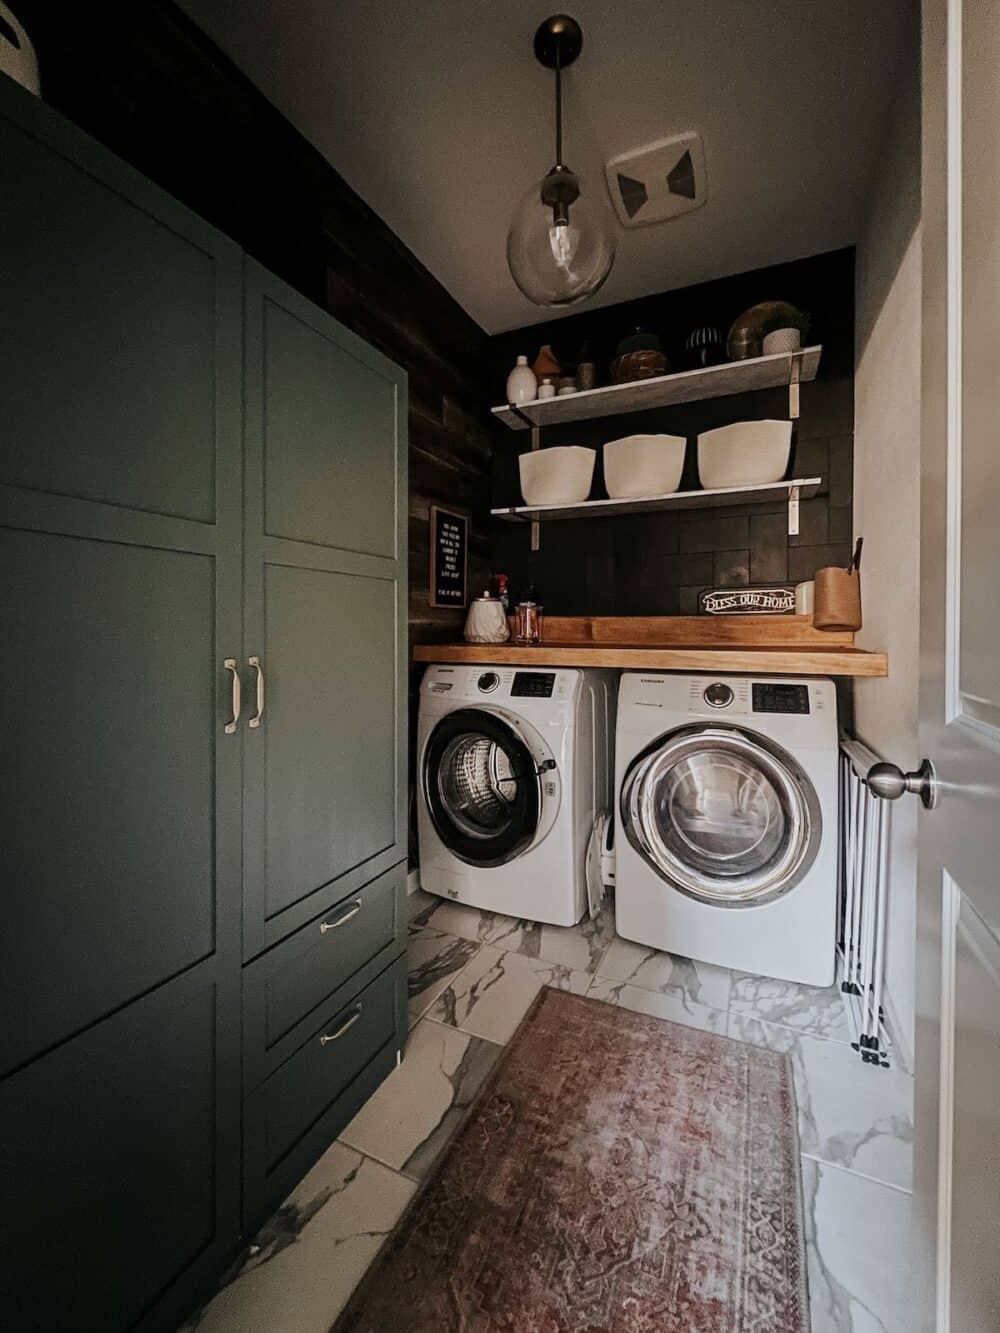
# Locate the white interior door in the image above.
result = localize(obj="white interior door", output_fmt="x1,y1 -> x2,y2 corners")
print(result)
916,1 -> 1000,1328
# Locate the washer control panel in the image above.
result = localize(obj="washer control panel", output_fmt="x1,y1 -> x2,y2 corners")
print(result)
752,682 -> 811,714
703,682 -> 734,709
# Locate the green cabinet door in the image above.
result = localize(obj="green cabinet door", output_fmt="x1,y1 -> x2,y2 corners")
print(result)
242,262 -> 408,958
0,76 -> 242,1324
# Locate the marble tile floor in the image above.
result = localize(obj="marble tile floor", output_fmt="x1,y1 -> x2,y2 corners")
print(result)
183,889 -> 915,1333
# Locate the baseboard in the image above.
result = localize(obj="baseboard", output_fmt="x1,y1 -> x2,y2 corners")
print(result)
406,868 -> 421,897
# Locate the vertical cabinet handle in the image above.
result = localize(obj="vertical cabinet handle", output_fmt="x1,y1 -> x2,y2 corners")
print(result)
224,658 -> 241,734
248,656 -> 265,728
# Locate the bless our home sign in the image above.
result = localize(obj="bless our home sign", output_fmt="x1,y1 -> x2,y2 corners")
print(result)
699,586 -> 796,615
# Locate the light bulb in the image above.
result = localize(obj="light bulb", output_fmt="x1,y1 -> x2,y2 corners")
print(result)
549,220 -> 576,270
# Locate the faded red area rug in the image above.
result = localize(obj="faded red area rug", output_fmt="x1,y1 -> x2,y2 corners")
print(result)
334,987 -> 808,1333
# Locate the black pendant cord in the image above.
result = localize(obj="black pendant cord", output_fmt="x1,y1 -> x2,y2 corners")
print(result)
554,47 -> 563,168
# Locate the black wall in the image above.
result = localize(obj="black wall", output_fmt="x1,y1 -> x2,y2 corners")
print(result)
489,248 -> 855,614
11,0 -> 493,652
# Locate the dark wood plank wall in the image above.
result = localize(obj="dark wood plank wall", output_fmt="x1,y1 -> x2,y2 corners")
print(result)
12,0 -> 493,653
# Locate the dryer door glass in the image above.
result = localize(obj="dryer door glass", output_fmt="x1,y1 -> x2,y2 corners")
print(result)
622,726 -> 821,905
424,709 -> 541,867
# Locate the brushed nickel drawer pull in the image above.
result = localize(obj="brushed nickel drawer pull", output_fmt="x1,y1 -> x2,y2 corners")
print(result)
248,655 -> 265,728
224,659 -> 241,735
319,901 -> 362,934
319,1007 -> 361,1045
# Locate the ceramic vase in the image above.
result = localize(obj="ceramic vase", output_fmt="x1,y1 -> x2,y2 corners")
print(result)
506,355 -> 537,405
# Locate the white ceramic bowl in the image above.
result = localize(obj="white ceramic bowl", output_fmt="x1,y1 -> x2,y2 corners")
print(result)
603,434 -> 687,499
697,419 -> 793,489
519,446 -> 596,506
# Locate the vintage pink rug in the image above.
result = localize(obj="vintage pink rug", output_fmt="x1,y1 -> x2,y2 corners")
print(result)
334,988 -> 809,1332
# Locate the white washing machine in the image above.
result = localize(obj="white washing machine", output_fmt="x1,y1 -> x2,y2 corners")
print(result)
615,672 -> 838,986
417,664 -> 616,925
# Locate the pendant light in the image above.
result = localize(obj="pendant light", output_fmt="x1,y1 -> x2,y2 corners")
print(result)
506,15 -> 616,307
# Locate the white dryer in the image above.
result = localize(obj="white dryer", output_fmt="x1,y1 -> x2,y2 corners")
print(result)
417,665 -> 616,926
615,672 -> 838,986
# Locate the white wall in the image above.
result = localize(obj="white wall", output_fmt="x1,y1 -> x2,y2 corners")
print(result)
853,41 -> 921,1062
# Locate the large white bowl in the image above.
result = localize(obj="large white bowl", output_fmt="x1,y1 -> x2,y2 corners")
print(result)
697,419 -> 793,489
519,446 -> 596,506
603,433 -> 687,498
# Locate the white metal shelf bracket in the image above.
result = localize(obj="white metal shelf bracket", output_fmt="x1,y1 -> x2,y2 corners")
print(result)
788,484 -> 801,536
789,351 -> 802,419
530,426 -> 541,551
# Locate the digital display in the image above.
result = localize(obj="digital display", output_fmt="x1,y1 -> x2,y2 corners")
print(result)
752,683 -> 810,714
511,672 -> 555,698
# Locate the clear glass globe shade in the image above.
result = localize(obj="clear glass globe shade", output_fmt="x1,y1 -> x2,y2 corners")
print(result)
507,174 -> 615,306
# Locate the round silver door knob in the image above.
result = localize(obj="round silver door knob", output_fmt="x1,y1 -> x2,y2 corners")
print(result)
866,758 -> 939,809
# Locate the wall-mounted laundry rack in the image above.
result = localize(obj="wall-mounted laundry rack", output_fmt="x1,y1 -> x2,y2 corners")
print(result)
839,735 -> 895,1068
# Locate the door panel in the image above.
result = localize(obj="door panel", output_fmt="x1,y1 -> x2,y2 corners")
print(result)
0,96 -> 223,522
0,965 -> 239,1333
243,262 -> 407,957
916,3 -> 1000,1326
262,300 -> 398,557
0,528 -> 217,1075
946,888 -> 1000,1330
0,75 -> 243,1329
263,564 -> 397,918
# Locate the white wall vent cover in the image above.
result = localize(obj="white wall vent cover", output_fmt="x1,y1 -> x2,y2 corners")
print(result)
605,132 -> 707,228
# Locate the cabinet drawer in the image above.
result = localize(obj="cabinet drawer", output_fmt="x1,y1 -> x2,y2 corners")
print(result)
243,861 -> 406,1089
243,953 -> 407,1230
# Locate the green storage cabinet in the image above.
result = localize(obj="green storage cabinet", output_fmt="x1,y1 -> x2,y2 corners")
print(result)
241,262 -> 408,960
0,72 -> 408,1332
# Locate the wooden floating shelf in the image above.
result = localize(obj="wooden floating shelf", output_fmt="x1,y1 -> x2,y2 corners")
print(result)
412,618 -> 888,679
491,478 -> 821,525
492,346 -> 822,430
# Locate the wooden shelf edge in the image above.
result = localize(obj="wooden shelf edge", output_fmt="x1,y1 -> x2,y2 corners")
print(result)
412,642 -> 889,679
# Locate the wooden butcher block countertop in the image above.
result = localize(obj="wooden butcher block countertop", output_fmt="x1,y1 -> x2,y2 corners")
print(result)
412,616 -> 888,678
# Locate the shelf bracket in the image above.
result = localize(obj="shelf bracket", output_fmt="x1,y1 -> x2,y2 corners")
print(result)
508,401 -> 536,430
789,351 -> 802,419
788,484 -> 801,536
530,426 -> 541,551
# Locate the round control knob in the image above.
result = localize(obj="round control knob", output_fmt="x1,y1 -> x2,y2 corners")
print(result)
703,682 -> 734,709
477,671 -> 500,693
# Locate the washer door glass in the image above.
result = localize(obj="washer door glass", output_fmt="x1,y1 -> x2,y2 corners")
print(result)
424,709 -> 541,867
622,725 -> 820,905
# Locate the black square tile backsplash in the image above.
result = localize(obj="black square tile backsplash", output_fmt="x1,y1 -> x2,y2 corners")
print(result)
490,248 -> 855,614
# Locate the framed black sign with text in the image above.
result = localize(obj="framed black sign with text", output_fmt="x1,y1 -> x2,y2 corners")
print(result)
429,505 -> 468,608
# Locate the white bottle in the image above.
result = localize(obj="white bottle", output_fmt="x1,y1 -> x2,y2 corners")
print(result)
506,355 -> 537,405
538,377 -> 556,400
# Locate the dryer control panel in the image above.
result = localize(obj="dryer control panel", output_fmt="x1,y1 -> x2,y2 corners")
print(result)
511,672 -> 555,698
